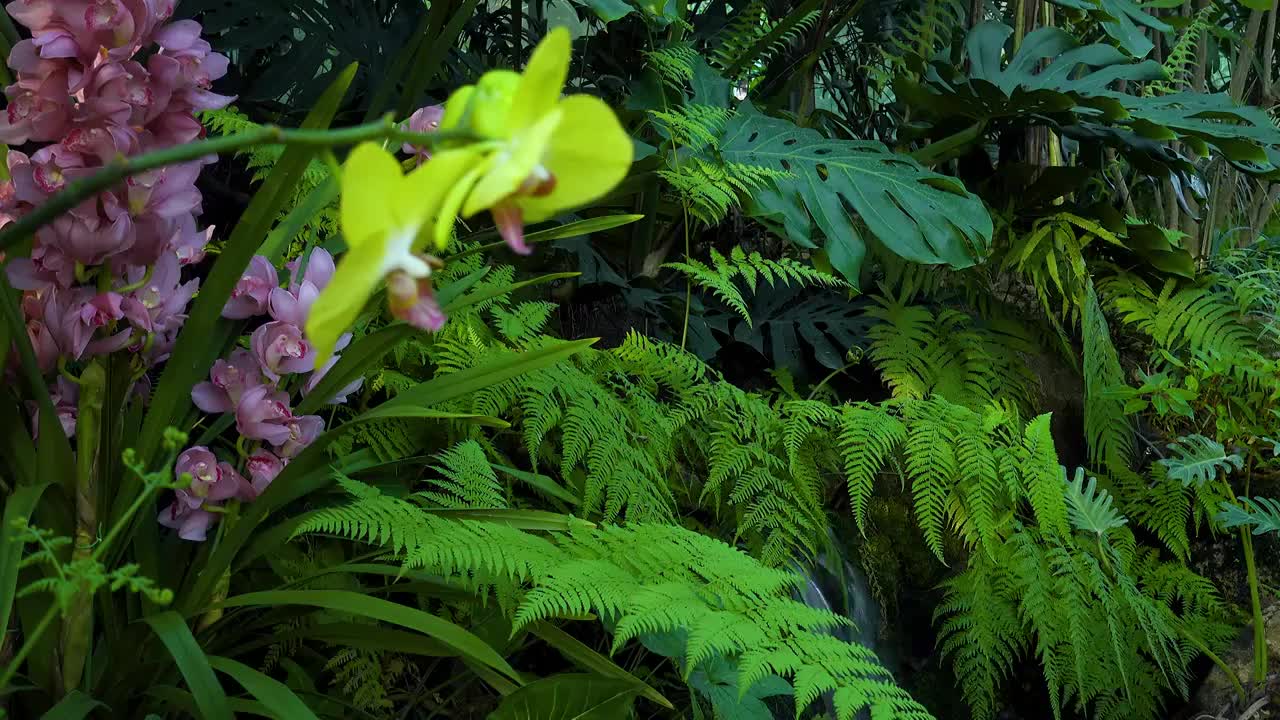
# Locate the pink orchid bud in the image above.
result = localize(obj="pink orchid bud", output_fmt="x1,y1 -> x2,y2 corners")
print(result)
244,449 -> 285,497
222,255 -> 278,319
387,271 -> 446,331
45,211 -> 134,266
157,500 -> 215,541
250,320 -> 316,379
287,248 -> 335,292
126,162 -> 202,218
171,218 -> 214,265
122,253 -> 197,336
401,104 -> 444,164
144,110 -> 205,147
277,414 -> 323,458
191,348 -> 263,414
235,385 -> 294,446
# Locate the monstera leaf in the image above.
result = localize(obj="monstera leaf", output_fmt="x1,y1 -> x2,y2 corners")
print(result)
718,104 -> 992,284
900,23 -> 1280,176
1048,0 -> 1171,58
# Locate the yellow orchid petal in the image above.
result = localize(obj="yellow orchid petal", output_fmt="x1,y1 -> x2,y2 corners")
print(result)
434,157 -> 491,250
470,70 -> 521,138
461,108 -> 562,218
306,236 -> 388,365
341,143 -> 403,247
400,147 -> 485,251
517,95 -> 634,222
509,28 -> 571,132
440,85 -> 475,132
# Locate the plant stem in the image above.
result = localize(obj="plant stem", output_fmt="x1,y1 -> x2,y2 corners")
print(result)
808,359 -> 860,400
0,118 -> 475,255
1242,528 -> 1268,683
59,361 -> 106,692
1181,623 -> 1248,703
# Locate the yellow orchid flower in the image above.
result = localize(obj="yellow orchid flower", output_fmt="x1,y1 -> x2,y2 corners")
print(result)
305,142 -> 478,364
433,27 -> 633,255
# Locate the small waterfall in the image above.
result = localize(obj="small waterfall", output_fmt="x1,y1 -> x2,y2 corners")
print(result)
787,530 -> 896,718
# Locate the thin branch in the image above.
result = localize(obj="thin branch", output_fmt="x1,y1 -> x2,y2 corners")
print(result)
0,117 -> 476,254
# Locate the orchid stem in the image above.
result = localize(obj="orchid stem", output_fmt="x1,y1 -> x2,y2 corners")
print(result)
0,117 -> 476,254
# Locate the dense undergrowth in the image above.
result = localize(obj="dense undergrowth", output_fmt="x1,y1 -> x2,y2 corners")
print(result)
4,0 -> 1280,719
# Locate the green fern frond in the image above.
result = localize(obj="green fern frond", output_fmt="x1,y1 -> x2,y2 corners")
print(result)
658,157 -> 791,225
1083,282 -> 1134,470
666,246 -> 841,324
296,480 -> 933,720
1147,7 -> 1214,95
416,440 -> 507,509
492,301 -> 558,343
711,1 -> 821,81
1101,275 -> 1256,357
1021,415 -> 1072,539
645,43 -> 701,89
648,105 -> 734,150
884,0 -> 965,73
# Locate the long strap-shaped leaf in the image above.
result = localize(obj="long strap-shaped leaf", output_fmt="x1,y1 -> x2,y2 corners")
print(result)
38,690 -> 104,720
144,612 -> 233,720
208,655 -> 319,720
217,590 -> 521,684
0,483 -> 50,655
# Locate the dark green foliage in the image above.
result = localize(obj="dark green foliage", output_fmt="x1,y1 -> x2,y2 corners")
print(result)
718,104 -> 993,284
899,22 -> 1280,176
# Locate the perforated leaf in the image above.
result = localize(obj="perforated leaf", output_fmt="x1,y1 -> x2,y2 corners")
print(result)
1218,497 -> 1280,535
1063,467 -> 1127,536
718,104 -> 992,284
1158,435 -> 1244,487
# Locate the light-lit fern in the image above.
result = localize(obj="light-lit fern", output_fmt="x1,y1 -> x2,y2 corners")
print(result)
865,288 -> 1039,413
294,478 -> 935,720
1100,274 -> 1256,357
883,0 -> 965,74
665,246 -> 842,324
648,104 -> 733,150
1083,281 -> 1134,470
418,440 -> 507,509
645,43 -> 701,89
658,157 -> 791,226
1147,7 -> 1214,96
710,1 -> 821,82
